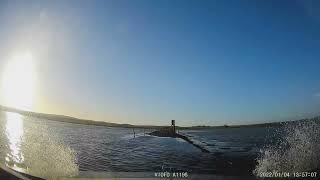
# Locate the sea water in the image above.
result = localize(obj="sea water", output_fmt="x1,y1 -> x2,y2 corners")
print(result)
0,110 -> 319,179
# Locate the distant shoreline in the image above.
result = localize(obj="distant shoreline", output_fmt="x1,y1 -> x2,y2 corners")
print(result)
0,105 -> 318,130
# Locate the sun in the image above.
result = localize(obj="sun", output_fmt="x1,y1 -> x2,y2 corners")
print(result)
1,52 -> 36,111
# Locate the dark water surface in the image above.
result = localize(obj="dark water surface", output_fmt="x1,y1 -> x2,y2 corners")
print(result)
0,111 -> 319,179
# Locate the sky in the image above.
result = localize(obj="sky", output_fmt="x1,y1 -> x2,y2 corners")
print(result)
0,0 -> 320,126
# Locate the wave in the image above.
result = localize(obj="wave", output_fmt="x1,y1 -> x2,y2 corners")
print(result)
253,120 -> 320,176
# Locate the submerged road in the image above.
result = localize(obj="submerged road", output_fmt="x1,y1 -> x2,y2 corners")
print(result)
148,129 -> 210,153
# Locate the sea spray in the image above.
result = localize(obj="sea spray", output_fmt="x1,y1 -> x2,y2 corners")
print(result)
254,120 -> 320,176
0,112 -> 79,179
22,123 -> 79,179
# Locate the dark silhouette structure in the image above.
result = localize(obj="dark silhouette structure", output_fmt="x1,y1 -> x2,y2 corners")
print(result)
171,120 -> 176,133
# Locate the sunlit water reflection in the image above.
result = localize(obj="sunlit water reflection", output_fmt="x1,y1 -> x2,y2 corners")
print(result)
5,112 -> 24,168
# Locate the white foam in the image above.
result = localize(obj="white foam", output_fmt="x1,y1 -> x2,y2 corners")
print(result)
254,120 -> 320,176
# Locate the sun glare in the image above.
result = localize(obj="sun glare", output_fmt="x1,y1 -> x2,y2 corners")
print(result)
1,52 -> 36,111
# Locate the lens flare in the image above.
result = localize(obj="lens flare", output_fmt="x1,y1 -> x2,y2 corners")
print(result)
1,52 -> 36,111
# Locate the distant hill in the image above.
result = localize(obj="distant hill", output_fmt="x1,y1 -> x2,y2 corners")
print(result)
1,105 -> 319,129
184,116 -> 320,129
0,105 -> 141,128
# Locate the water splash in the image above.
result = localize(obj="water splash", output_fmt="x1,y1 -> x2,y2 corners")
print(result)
21,124 -> 79,179
0,112 -> 79,179
254,120 -> 320,176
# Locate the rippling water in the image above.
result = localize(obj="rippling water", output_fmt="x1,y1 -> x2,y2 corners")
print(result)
0,110 -> 319,179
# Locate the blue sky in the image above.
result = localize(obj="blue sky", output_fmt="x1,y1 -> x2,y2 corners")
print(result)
1,0 -> 320,126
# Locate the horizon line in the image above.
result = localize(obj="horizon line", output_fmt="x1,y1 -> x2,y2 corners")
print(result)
0,104 -> 316,128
